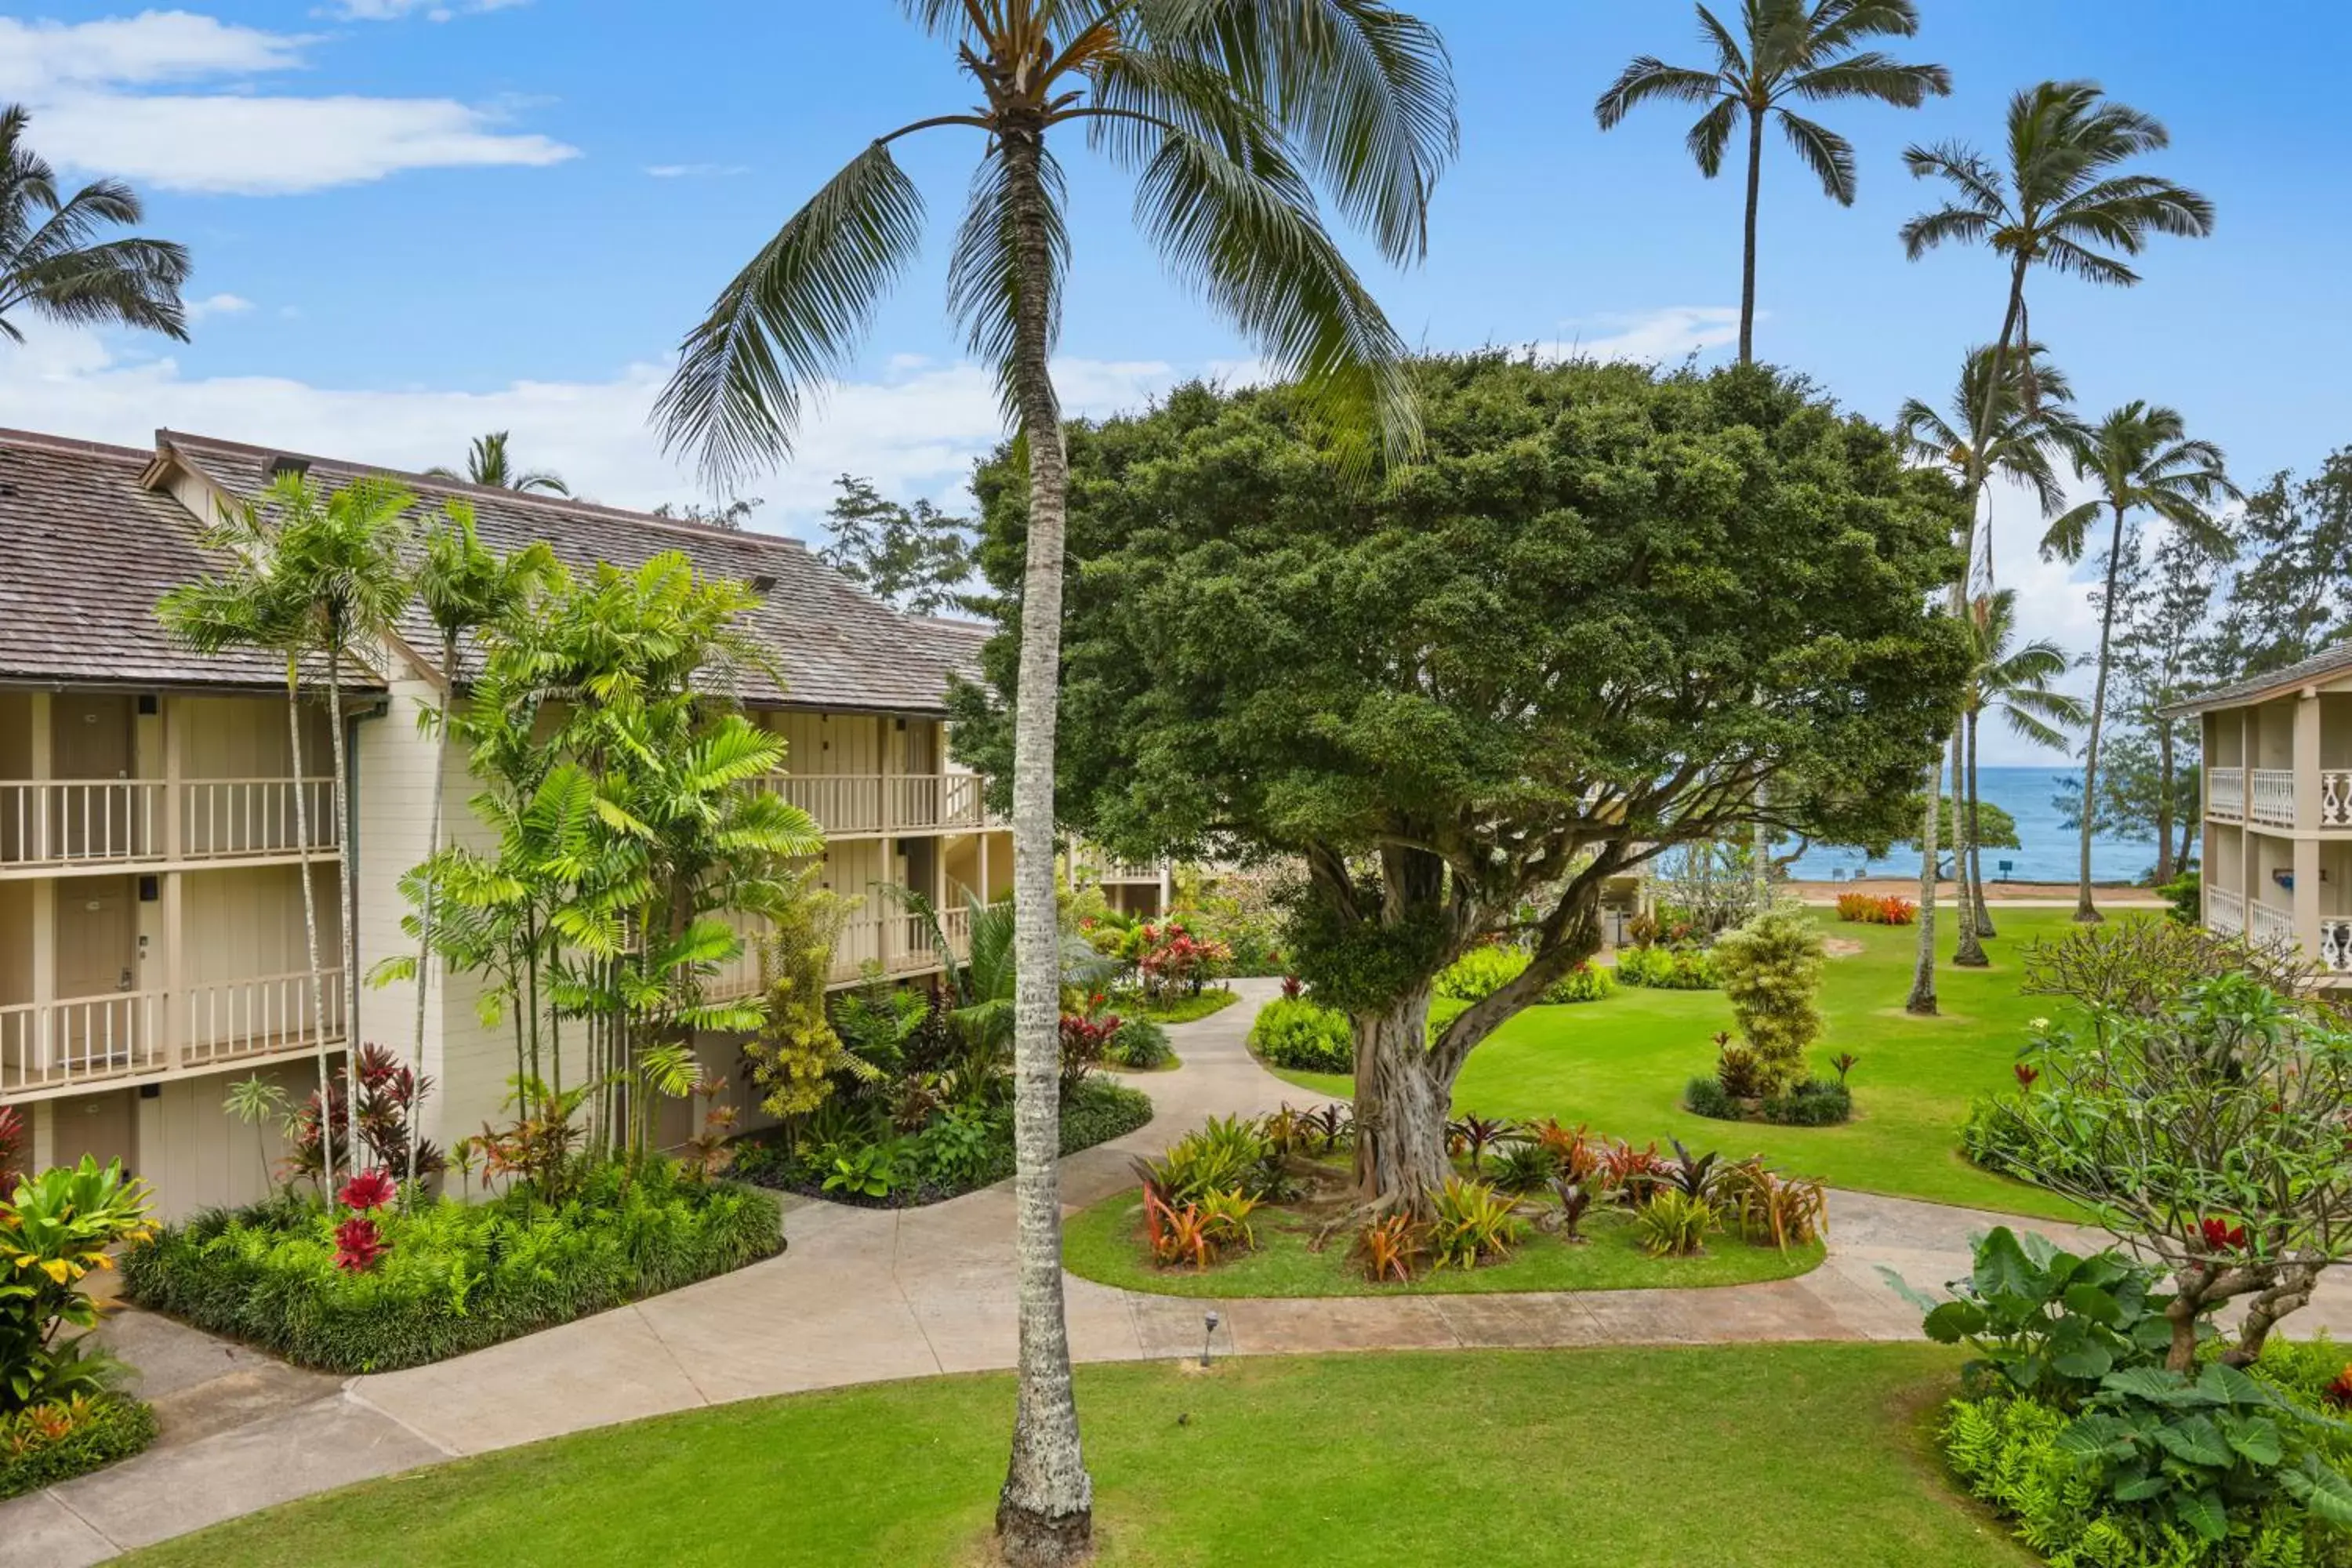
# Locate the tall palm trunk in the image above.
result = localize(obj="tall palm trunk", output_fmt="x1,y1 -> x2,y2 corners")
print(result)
285,657 -> 336,1185
1950,714 -> 1985,966
1967,708 -> 1995,937
327,647 -> 363,1174
994,125 -> 1092,1567
408,633 -> 458,1188
1908,260 -> 2027,1014
1738,103 -> 1762,365
2075,499 -> 2126,924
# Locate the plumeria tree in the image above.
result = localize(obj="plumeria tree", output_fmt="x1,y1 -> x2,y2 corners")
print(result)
652,6 -> 1456,1555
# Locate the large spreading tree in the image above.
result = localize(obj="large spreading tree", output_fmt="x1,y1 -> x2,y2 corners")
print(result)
954,355 -> 1968,1209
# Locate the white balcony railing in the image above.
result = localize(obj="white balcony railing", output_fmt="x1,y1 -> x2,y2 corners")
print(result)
0,968 -> 346,1098
2207,886 -> 2245,936
2321,918 -> 2352,973
2323,771 -> 2352,828
0,777 -> 336,871
2251,769 -> 2297,829
705,906 -> 977,1003
2208,767 -> 2243,822
2251,901 -> 2297,950
755,771 -> 992,838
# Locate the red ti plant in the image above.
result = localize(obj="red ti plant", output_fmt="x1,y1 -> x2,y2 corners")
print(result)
332,1215 -> 388,1272
337,1168 -> 397,1213
2325,1367 -> 2352,1410
0,1102 -> 24,1196
1280,975 -> 1305,1000
2013,1062 -> 2041,1092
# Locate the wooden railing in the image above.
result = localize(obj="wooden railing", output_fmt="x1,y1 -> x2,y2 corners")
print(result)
2251,769 -> 2297,829
0,968 -> 345,1098
2207,767 -> 2243,822
2250,901 -> 2297,950
754,771 -> 993,837
0,777 -> 336,870
705,907 -> 975,1002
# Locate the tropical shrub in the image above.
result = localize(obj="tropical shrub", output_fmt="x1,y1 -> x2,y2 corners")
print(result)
1435,942 -> 1528,1002
1835,892 -> 1918,925
1613,945 -> 1718,990
1248,996 -> 1354,1073
1354,1213 -> 1424,1283
1445,1114 -> 1523,1174
1596,1139 -> 1671,1205
1426,1178 -> 1522,1270
1104,1016 -> 1174,1069
0,1105 -> 23,1194
0,1392 -> 155,1501
1683,1075 -> 1739,1121
122,1160 -> 781,1373
1719,1161 -> 1827,1254
1711,906 -> 1827,1096
1197,1188 -> 1262,1254
1137,1115 -> 1284,1207
1140,1189 -> 1217,1270
2,1158 -> 155,1415
1634,1190 -> 1717,1258
1761,1078 -> 1852,1127
1489,1139 -> 1562,1195
2158,868 -> 2201,926
1134,920 -> 1232,1001
1551,1175 -> 1597,1243
1542,962 -> 1616,1004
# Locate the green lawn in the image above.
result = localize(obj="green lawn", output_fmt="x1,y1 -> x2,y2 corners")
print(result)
1136,986 -> 1243,1024
125,1345 -> 2028,1567
1267,908 -> 2113,1219
1063,1183 -> 1823,1297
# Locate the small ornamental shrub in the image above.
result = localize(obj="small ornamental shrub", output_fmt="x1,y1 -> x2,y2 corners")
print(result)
1633,1190 -> 1717,1258
1197,1188 -> 1262,1254
1596,1139 -> 1671,1206
1719,1162 -> 1828,1254
1714,1033 -> 1765,1098
1445,1114 -> 1523,1174
1489,1139 -> 1563,1195
1355,1213 -> 1423,1283
1684,1075 -> 1739,1121
1762,1079 -> 1853,1127
1103,1016 -> 1174,1069
1248,996 -> 1354,1073
0,1392 -> 155,1501
1,1157 -> 156,1416
1835,892 -> 1918,925
1426,1178 -> 1523,1270
1542,962 -> 1617,1004
1435,942 -> 1529,1002
1135,1115 -> 1284,1207
1712,907 -> 1827,1097
1613,946 -> 1718,990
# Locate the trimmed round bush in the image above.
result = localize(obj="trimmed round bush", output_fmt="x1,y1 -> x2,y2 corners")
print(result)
1250,996 -> 1354,1073
1684,1076 -> 1740,1121
1762,1080 -> 1852,1127
1543,963 -> 1617,1004
1613,946 -> 1718,990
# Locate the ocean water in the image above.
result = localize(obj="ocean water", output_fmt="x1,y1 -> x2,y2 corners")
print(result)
1786,765 -> 2164,885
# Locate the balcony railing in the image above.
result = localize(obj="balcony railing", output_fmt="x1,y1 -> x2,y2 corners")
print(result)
0,778 -> 336,871
0,968 -> 346,1098
2250,769 -> 2297,829
2208,886 -> 2245,935
755,771 -> 992,838
2208,767 -> 2243,822
2250,901 -> 2297,950
705,906 -> 975,1002
2321,919 -> 2352,973
2323,771 -> 2352,828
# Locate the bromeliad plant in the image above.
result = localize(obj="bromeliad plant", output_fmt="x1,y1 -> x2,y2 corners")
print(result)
1426,1178 -> 1523,1270
0,1158 -> 154,1414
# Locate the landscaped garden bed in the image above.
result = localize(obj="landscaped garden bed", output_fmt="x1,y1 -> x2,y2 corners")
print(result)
1063,1105 -> 1826,1298
122,1159 -> 782,1374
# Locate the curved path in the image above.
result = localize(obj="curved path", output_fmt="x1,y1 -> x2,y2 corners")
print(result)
11,978 -> 2350,1564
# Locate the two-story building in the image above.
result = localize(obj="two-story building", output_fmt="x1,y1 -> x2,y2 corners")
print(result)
1,426 -> 1009,1217
2171,645 -> 2352,982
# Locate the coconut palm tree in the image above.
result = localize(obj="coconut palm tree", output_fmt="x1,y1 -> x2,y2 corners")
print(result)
0,105 -> 190,345
1961,591 -> 2085,936
428,432 -> 571,496
652,7 -> 1453,1556
2042,404 -> 2238,924
1895,78 -> 2212,1012
1593,1 -> 1947,365
1897,342 -> 2077,951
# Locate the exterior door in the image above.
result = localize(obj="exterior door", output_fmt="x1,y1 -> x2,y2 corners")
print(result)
56,877 -> 140,1069
50,694 -> 136,858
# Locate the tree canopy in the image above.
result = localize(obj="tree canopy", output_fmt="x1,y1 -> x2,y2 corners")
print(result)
954,354 -> 1969,1200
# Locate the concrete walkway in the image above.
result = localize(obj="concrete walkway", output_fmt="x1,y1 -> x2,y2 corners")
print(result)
9,977 -> 2346,1565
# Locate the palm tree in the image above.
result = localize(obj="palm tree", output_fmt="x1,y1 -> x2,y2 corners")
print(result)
428,432 -> 571,496
1895,78 -> 2211,1012
1961,591 -> 2085,936
1593,1 -> 1947,365
397,505 -> 554,1182
652,8 -> 1454,1556
0,105 -> 189,345
1897,342 -> 2077,951
2042,404 -> 2238,924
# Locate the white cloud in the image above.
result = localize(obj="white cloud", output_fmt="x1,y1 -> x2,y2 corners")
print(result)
184,292 -> 254,320
0,320 -> 1184,535
645,162 -> 749,180
330,0 -> 528,19
1542,306 -> 1744,365
6,9 -> 578,193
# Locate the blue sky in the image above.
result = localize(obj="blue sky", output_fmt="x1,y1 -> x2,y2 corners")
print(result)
5,2 -> 2346,752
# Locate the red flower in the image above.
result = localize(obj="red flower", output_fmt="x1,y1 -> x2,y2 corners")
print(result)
2324,1367 -> 2352,1410
2013,1064 -> 2041,1091
339,1168 -> 397,1213
333,1215 -> 388,1272
2199,1217 -> 2248,1253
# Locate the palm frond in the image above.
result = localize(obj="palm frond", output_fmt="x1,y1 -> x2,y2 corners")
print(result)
1685,96 -> 1741,178
1593,58 -> 1724,131
946,143 -> 1069,420
1785,53 -> 1949,107
1777,110 -> 1857,203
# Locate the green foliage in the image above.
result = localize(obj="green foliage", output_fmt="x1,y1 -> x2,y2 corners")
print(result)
1248,996 -> 1355,1073
121,1160 -> 782,1374
1613,946 -> 1719,990
0,1392 -> 156,1501
1104,1016 -> 1174,1069
819,1142 -> 903,1200
1684,1075 -> 1739,1121
744,886 -> 856,1120
2160,869 -> 2201,925
813,474 -> 977,616
1760,1079 -> 1852,1127
1426,1178 -> 1523,1270
0,1157 -> 155,1414
1489,1140 -> 1563,1196
1542,963 -> 1617,1004
1633,1190 -> 1718,1258
1138,1116 -> 1284,1207
1436,944 -> 1529,1003
1711,906 -> 1826,1097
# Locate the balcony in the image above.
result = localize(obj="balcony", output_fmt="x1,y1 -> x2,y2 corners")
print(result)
2208,886 -> 2245,935
704,906 -> 974,1003
755,772 -> 992,840
0,969 -> 347,1101
2249,901 -> 2296,949
2250,769 -> 2296,829
2208,767 -> 2242,822
0,777 -> 337,875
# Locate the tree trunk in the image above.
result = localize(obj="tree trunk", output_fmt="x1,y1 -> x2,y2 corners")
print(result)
2153,720 -> 2176,884
2229,1262 -> 2318,1365
409,633 -> 456,1188
2076,502 -> 2125,924
1904,756 -> 1941,1014
285,659 -> 336,1187
327,649 -> 364,1173
2177,804 -> 2196,883
1751,785 -> 1770,909
1349,984 -> 1450,1210
1951,718 -> 1986,967
1738,104 -> 1762,366
993,125 -> 1093,1568
1968,709 -> 1995,938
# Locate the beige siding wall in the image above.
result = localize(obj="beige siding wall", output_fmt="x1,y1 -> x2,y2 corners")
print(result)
180,864 -> 339,985
176,695 -> 330,779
